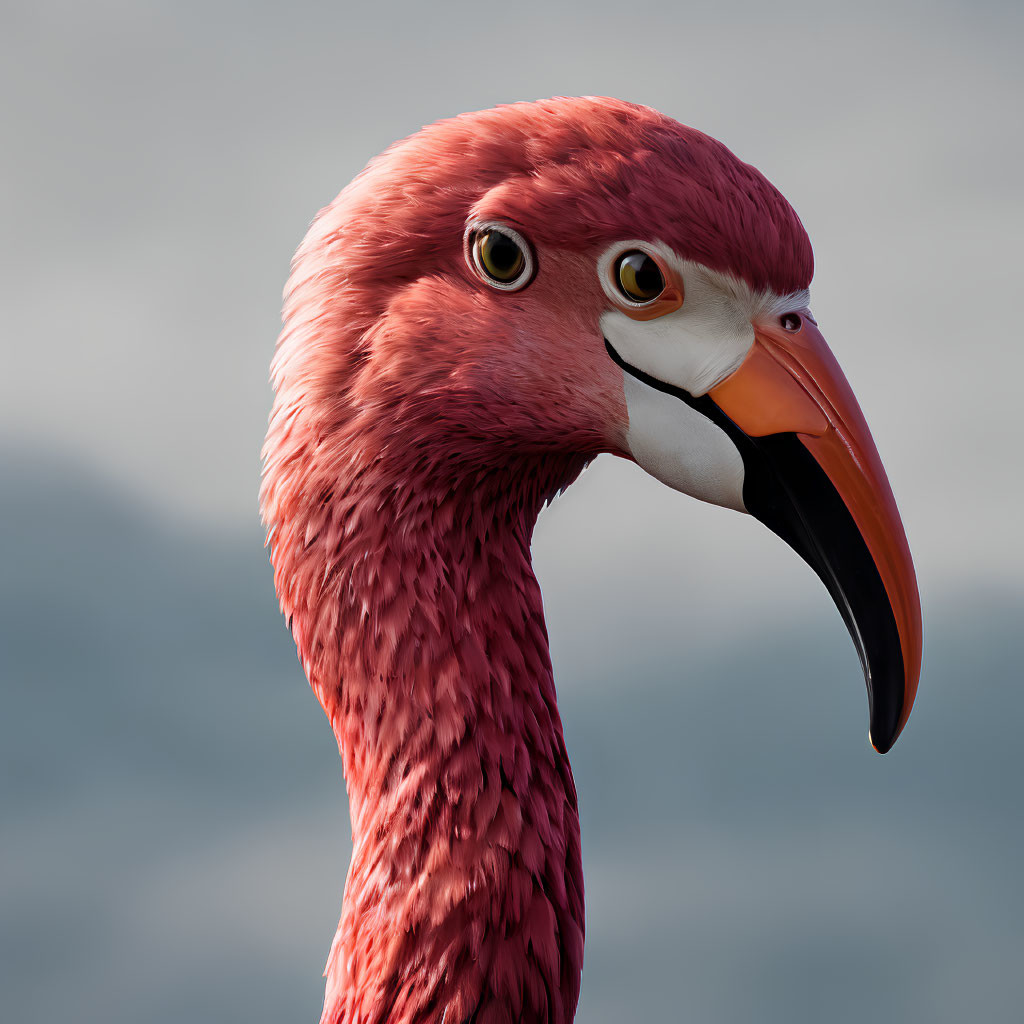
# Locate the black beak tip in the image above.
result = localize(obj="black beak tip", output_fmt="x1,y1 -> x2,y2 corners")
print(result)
868,693 -> 903,754
869,727 -> 897,755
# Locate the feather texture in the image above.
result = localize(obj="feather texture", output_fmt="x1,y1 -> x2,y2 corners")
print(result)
261,96 -> 813,1024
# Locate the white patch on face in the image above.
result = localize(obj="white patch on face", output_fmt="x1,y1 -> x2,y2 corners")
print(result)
600,251 -> 810,396
623,372 -> 747,512
600,249 -> 810,513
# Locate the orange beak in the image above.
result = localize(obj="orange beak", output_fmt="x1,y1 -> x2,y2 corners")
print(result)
708,315 -> 922,752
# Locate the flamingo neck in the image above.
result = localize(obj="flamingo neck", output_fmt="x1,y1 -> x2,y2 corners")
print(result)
278,454 -> 587,1024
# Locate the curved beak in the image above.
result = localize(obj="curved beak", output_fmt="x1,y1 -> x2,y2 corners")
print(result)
706,316 -> 922,752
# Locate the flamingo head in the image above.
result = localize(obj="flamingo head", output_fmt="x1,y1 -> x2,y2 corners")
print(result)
265,96 -> 921,752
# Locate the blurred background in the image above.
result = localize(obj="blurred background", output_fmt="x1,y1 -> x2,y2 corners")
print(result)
3,1 -> 1022,1021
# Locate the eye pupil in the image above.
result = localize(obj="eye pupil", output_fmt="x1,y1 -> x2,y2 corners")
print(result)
616,251 -> 665,303
477,229 -> 526,282
780,312 -> 803,332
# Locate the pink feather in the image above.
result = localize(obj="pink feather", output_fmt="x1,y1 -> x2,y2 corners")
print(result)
261,96 -> 812,1024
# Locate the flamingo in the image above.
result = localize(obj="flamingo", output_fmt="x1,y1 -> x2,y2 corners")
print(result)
261,96 -> 922,1024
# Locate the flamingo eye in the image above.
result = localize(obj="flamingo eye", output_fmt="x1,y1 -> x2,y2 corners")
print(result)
615,250 -> 666,304
468,224 -> 534,291
780,312 -> 803,332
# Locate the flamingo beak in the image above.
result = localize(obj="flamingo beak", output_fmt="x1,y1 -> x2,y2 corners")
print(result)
705,316 -> 922,752
607,315 -> 922,752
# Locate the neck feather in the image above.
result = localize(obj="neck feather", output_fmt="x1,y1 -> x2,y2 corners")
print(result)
269,452 -> 587,1024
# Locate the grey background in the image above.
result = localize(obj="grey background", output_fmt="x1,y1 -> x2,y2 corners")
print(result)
3,1 -> 1021,1021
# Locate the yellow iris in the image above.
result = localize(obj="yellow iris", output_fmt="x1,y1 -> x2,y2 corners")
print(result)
477,230 -> 525,282
616,251 -> 665,302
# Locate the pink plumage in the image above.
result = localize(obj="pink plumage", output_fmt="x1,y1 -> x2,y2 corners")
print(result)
261,96 -> 814,1024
